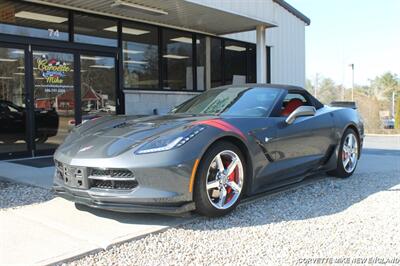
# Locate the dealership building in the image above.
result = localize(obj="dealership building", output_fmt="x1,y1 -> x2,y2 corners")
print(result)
0,0 -> 309,159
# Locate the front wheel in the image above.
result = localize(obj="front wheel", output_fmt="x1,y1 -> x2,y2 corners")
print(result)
194,141 -> 246,217
328,128 -> 359,178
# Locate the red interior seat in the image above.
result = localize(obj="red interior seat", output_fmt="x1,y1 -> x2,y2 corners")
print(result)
281,98 -> 303,116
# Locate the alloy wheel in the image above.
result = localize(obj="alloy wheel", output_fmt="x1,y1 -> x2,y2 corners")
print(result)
342,133 -> 358,173
205,150 -> 244,210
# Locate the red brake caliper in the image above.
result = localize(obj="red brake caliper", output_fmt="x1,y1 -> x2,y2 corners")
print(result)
223,159 -> 237,203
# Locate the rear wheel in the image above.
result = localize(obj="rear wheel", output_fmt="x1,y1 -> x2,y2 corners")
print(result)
328,128 -> 359,178
194,141 -> 246,217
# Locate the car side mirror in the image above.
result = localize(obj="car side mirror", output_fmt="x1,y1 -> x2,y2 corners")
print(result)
285,106 -> 316,125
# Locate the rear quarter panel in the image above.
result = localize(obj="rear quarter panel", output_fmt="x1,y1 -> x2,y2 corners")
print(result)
326,106 -> 365,161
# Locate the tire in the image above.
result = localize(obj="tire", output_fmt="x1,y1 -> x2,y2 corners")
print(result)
328,128 -> 360,178
194,141 -> 246,217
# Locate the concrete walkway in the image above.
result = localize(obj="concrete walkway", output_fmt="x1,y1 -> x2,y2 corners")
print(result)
0,197 -> 189,266
0,159 -> 54,189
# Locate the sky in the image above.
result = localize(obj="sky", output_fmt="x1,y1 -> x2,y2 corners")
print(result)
286,0 -> 400,87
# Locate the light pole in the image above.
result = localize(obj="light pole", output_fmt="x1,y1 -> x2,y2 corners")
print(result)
349,63 -> 354,101
314,73 -> 319,98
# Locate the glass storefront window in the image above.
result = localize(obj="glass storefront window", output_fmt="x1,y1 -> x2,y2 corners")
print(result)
74,14 -> 117,47
211,38 -> 222,88
0,0 -> 69,40
247,44 -> 256,83
80,55 -> 116,116
162,29 -> 193,91
33,50 -> 74,151
0,47 -> 27,155
224,40 -> 247,85
122,22 -> 159,89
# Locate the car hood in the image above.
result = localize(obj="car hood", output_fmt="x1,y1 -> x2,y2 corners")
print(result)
56,114 -> 215,158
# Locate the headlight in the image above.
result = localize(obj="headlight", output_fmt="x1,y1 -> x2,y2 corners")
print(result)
135,125 -> 205,154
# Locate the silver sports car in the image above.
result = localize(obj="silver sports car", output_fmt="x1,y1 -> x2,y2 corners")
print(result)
53,84 -> 364,217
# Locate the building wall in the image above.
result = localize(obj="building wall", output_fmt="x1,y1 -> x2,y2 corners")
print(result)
194,0 -> 307,87
268,3 -> 306,87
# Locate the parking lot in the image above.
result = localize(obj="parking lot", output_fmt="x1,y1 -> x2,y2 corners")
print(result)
1,135 -> 399,265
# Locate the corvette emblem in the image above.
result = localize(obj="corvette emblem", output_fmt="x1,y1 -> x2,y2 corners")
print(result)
78,145 -> 93,153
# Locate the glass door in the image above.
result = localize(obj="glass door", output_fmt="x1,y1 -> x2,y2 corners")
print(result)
80,54 -> 116,118
0,45 -> 30,157
32,49 -> 75,154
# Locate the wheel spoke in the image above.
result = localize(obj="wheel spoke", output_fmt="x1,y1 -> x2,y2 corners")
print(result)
348,135 -> 354,148
225,157 -> 239,176
343,145 -> 350,153
227,181 -> 240,192
343,156 -> 350,167
215,154 -> 225,172
351,154 -> 357,164
206,180 -> 220,190
218,187 -> 227,208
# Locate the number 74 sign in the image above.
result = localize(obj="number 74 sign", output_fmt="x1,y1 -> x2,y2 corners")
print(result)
48,28 -> 60,38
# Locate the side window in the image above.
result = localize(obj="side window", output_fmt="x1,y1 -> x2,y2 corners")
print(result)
280,92 -> 311,116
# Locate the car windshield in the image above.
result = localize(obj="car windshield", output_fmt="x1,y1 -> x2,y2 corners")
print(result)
171,86 -> 281,117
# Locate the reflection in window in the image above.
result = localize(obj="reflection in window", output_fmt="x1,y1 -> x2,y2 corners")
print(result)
122,22 -> 158,89
224,41 -> 247,85
172,87 -> 280,117
162,29 -> 193,90
210,38 -> 222,88
74,14 -> 117,47
80,55 -> 116,116
0,0 -> 68,40
0,47 -> 27,154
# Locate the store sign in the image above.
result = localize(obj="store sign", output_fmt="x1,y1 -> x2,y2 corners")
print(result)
48,28 -> 60,38
37,55 -> 73,93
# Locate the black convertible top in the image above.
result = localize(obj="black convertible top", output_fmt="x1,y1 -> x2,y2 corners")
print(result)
209,83 -> 324,109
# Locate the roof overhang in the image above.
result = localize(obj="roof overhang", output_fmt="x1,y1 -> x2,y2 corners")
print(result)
273,0 -> 310,25
23,0 -> 277,35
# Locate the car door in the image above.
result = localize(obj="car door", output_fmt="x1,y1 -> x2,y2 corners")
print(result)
257,90 -> 334,187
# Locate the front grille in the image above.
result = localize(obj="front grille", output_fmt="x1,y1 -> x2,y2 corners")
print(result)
88,167 -> 138,190
91,179 -> 138,190
90,169 -> 134,179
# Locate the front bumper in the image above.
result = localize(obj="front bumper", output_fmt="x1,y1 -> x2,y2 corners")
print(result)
53,184 -> 195,214
53,148 -> 198,214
